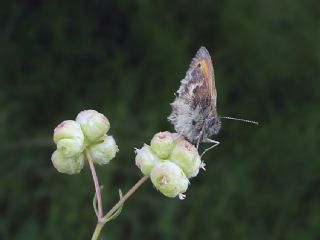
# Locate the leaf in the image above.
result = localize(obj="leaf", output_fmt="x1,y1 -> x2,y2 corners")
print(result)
105,189 -> 124,222
92,185 -> 104,217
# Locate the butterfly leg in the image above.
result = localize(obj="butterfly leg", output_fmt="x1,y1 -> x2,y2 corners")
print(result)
196,134 -> 202,149
196,130 -> 205,149
196,124 -> 206,149
200,138 -> 220,158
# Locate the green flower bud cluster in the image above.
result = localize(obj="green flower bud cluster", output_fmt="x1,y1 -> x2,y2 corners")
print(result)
135,132 -> 203,199
52,110 -> 118,174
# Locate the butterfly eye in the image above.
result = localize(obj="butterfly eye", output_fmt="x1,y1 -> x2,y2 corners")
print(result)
197,63 -> 201,68
192,120 -> 196,126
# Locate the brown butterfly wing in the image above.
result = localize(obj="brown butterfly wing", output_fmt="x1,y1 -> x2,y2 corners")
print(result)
168,47 -> 217,142
190,47 -> 217,110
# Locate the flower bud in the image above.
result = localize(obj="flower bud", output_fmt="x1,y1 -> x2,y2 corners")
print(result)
87,135 -> 118,165
51,150 -> 85,174
170,139 -> 201,178
135,145 -> 159,176
76,110 -> 110,142
150,131 -> 175,159
53,120 -> 84,157
151,162 -> 189,198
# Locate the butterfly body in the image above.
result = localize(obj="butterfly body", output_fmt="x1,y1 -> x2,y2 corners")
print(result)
168,47 -> 221,144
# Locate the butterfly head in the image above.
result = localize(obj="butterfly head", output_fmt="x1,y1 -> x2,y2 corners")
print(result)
203,115 -> 221,139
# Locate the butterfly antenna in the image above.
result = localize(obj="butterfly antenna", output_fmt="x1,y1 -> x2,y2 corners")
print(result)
220,117 -> 259,125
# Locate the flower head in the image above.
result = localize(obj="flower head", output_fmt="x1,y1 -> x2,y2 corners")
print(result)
53,120 -> 84,157
87,135 -> 118,165
150,161 -> 189,198
52,110 -> 118,174
76,110 -> 110,142
134,131 -> 202,199
150,131 -> 175,159
135,145 -> 160,176
51,150 -> 85,174
170,139 -> 201,178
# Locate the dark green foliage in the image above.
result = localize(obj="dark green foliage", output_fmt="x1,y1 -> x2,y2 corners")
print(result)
0,0 -> 319,239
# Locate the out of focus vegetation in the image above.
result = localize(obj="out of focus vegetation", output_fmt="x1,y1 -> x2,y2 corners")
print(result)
0,1 -> 319,239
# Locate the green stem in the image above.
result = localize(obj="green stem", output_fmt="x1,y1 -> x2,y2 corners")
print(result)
91,222 -> 104,240
104,175 -> 149,220
90,175 -> 149,239
85,150 -> 103,219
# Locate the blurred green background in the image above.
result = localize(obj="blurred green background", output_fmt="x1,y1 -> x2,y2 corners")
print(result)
1,0 -> 319,239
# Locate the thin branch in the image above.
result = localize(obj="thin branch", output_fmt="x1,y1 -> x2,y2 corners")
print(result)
86,150 -> 104,220
103,175 -> 149,221
91,175 -> 149,239
91,222 -> 104,240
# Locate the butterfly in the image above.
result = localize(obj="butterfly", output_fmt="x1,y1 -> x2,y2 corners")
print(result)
168,47 -> 258,157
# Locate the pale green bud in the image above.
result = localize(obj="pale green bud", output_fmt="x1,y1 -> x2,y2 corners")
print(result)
150,131 -> 175,159
87,135 -> 118,165
170,139 -> 201,178
51,150 -> 85,174
53,120 -> 84,157
135,145 -> 159,176
76,110 -> 110,142
151,162 -> 189,199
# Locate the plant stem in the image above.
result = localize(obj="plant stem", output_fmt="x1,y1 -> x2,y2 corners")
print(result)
90,175 -> 149,240
86,150 -> 103,220
104,175 -> 149,220
91,222 -> 104,240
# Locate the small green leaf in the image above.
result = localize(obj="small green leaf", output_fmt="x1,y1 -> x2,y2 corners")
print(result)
92,185 -> 104,217
105,189 -> 124,222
